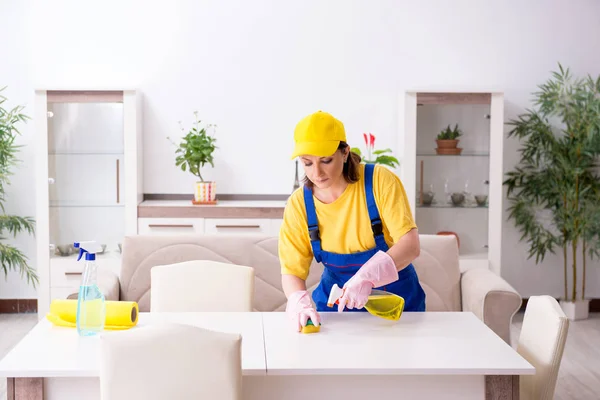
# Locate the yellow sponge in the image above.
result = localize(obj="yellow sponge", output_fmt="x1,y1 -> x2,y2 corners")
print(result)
301,318 -> 320,334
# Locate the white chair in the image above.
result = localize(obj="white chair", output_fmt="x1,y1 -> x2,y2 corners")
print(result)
517,295 -> 569,400
100,323 -> 242,400
150,260 -> 254,312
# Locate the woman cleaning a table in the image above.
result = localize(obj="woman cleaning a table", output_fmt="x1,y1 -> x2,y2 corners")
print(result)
280,110 -> 426,332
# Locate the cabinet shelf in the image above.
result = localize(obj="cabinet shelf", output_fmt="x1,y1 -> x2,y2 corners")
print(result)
416,203 -> 488,209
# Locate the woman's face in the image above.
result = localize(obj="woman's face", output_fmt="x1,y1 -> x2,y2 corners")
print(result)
300,148 -> 349,190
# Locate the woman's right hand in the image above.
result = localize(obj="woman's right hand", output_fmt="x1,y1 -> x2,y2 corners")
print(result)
285,290 -> 321,332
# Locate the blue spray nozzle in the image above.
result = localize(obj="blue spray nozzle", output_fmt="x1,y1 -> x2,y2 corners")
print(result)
74,241 -> 102,261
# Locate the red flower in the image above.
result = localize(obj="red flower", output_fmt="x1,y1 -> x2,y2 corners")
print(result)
363,133 -> 368,146
369,133 -> 375,147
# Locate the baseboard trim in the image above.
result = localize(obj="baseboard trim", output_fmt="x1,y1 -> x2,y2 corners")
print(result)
520,297 -> 600,312
0,299 -> 37,314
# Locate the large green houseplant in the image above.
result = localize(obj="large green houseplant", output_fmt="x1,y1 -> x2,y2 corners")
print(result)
169,112 -> 218,204
0,87 -> 37,287
503,65 -> 600,320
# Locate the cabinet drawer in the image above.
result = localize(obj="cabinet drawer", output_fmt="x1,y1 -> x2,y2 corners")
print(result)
204,218 -> 271,235
138,218 -> 204,235
50,256 -> 121,288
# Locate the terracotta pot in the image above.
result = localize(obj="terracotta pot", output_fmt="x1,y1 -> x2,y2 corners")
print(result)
435,139 -> 459,149
194,181 -> 216,203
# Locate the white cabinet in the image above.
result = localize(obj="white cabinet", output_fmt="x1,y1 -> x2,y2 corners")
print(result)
36,90 -> 143,318
138,217 -> 283,237
400,91 -> 504,275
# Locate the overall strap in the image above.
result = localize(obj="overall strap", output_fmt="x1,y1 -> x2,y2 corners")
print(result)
303,185 -> 323,263
364,164 -> 388,250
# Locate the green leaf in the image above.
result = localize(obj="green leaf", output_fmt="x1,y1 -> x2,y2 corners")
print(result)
373,148 -> 392,155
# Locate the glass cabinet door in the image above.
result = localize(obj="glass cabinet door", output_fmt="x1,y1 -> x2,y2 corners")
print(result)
414,102 -> 491,260
47,101 -> 125,261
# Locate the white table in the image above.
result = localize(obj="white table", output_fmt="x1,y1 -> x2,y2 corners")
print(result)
258,311 -> 533,399
1,311 -> 534,400
0,312 -> 265,400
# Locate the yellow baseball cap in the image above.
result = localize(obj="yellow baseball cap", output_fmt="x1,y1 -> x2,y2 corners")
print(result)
291,111 -> 346,159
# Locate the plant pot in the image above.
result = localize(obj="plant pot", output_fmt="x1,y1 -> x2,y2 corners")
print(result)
436,139 -> 459,149
559,299 -> 590,320
193,181 -> 217,204
435,139 -> 462,155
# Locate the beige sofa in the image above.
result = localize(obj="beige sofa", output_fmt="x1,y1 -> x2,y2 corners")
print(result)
90,233 -> 521,344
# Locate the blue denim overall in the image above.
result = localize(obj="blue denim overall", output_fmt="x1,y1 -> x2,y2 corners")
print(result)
305,163 -> 426,313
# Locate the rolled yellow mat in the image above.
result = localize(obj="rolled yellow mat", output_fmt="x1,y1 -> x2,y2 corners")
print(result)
47,299 -> 139,330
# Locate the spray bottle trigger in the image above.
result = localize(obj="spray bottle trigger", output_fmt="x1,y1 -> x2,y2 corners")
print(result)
327,284 -> 345,308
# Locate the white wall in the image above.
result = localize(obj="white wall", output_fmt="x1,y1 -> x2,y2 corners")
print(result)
2,0 -> 600,299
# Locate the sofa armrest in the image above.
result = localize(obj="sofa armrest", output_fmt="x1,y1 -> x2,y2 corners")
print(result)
66,269 -> 121,301
461,268 -> 521,345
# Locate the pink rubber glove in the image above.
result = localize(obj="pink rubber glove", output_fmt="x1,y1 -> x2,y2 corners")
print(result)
338,251 -> 398,312
286,290 -> 321,332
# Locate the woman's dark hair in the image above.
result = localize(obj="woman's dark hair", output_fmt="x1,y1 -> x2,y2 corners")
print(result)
302,141 -> 362,189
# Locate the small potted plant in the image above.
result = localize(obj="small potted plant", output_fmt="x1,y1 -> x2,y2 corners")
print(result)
169,112 -> 218,204
435,124 -> 462,155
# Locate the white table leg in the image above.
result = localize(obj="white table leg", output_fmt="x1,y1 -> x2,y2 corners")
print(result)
6,378 -> 43,400
486,375 -> 519,400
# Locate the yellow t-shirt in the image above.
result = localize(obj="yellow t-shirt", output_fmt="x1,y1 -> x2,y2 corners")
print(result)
278,164 -> 417,280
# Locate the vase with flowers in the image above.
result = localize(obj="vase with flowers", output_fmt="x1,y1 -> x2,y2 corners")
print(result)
351,132 -> 399,169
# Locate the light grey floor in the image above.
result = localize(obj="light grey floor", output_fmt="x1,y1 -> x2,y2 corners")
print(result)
1,312 -> 599,399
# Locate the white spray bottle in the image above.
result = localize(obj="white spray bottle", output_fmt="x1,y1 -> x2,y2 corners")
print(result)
74,241 -> 106,336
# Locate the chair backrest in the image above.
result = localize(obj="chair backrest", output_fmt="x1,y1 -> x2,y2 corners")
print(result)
517,295 -> 569,400
100,323 -> 242,400
150,260 -> 254,312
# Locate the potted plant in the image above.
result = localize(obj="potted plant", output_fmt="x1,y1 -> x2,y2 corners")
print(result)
169,112 -> 218,204
351,133 -> 399,169
0,87 -> 38,288
435,124 -> 463,155
503,64 -> 600,320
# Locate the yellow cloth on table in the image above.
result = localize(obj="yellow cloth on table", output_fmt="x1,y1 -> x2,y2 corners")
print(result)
47,299 -> 139,330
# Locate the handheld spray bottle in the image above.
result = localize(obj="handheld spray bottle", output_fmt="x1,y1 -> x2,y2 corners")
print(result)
74,241 -> 106,336
328,284 -> 405,321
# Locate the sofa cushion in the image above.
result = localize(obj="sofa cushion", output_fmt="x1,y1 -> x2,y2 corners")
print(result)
412,234 -> 461,312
